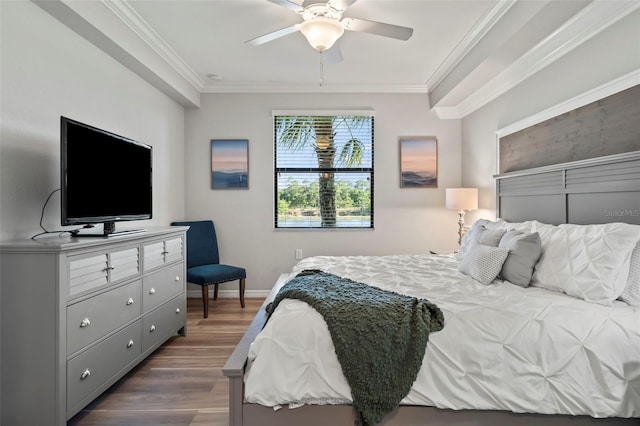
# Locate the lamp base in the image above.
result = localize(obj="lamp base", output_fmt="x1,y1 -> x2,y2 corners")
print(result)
457,210 -> 466,246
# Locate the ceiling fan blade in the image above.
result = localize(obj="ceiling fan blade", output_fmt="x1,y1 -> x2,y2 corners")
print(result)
266,0 -> 304,12
341,17 -> 413,41
324,42 -> 343,64
246,25 -> 300,46
327,0 -> 358,12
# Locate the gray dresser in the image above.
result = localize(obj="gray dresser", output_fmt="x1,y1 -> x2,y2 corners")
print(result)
0,226 -> 188,425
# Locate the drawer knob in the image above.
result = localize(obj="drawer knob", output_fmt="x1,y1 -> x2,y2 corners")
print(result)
149,325 -> 156,332
175,308 -> 181,314
80,318 -> 91,328
175,276 -> 180,282
127,339 -> 135,349
149,287 -> 156,295
80,369 -> 91,380
126,297 -> 134,306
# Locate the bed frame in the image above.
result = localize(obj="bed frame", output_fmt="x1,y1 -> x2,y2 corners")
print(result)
496,150 -> 640,226
223,150 -> 640,426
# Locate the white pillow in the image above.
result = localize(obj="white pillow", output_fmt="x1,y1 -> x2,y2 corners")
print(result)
456,220 -> 505,261
494,219 -> 536,233
456,220 -> 490,261
619,241 -> 640,307
531,222 -> 640,305
530,220 -> 557,248
458,241 -> 509,285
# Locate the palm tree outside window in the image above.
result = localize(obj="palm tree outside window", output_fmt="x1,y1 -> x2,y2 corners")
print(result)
274,113 -> 374,229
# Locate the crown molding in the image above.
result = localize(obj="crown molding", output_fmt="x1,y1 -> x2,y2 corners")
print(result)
100,0 -> 428,96
431,106 -> 461,120
452,0 -> 640,119
201,83 -> 429,94
101,0 -> 205,91
63,0 -> 637,109
33,0 -> 200,107
424,0 -> 516,91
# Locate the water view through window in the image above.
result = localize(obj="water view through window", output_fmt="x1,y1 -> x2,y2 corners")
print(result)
274,115 -> 374,229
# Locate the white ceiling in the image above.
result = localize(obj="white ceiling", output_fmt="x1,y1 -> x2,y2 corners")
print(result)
35,0 -> 640,117
127,0 -> 494,89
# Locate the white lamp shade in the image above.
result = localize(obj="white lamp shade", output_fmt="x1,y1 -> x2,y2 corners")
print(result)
446,188 -> 478,211
299,17 -> 344,52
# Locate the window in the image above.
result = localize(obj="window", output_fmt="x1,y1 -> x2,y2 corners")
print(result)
274,112 -> 374,229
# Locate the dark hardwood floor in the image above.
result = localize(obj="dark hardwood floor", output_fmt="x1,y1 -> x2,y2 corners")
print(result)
68,297 -> 263,426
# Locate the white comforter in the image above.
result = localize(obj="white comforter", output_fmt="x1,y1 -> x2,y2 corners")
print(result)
245,254 -> 640,418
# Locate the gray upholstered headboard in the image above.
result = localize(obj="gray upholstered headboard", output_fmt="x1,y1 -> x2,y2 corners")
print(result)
495,150 -> 640,226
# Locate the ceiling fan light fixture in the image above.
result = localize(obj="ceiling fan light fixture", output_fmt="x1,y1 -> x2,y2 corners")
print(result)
299,17 -> 344,52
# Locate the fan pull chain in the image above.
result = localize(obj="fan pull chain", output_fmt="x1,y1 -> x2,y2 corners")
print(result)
319,51 -> 324,86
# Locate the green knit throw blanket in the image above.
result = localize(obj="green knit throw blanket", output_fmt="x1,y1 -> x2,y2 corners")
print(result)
266,270 -> 445,426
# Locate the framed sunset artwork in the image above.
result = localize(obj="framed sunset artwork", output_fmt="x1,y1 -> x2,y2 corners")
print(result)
211,139 -> 249,189
399,136 -> 438,188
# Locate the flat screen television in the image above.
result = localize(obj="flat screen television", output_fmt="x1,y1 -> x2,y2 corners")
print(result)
61,116 -> 152,236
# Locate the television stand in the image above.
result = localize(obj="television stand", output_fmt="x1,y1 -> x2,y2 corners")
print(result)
106,229 -> 147,238
71,223 -> 147,238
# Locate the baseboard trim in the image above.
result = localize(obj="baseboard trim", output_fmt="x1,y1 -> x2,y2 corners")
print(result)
187,289 -> 271,299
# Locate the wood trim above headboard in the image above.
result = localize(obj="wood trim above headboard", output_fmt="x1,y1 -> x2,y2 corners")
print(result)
494,150 -> 640,225
497,83 -> 640,174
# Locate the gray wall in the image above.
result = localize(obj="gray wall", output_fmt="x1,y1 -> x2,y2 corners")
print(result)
185,93 -> 463,291
0,1 -> 186,241
0,3 -> 187,412
461,9 -> 640,223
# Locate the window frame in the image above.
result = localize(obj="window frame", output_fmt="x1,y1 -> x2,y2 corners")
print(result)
273,110 -> 375,230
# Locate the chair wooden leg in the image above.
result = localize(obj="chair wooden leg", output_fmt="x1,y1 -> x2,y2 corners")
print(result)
213,284 -> 219,300
202,285 -> 209,319
239,278 -> 246,308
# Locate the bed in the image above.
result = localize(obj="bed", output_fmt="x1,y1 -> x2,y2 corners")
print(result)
223,151 -> 640,426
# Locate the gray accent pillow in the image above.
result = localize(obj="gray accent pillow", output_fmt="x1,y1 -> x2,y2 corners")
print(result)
478,228 -> 507,247
458,241 -> 509,285
498,230 -> 543,287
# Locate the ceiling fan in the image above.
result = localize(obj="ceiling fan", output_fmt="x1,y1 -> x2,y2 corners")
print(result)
246,0 -> 413,57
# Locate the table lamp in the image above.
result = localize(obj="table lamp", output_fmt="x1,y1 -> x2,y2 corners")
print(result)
445,188 -> 478,245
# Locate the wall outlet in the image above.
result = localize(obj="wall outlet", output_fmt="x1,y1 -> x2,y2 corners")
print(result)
295,249 -> 303,260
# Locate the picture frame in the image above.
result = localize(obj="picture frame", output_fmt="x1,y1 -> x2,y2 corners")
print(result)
211,139 -> 249,189
399,136 -> 438,188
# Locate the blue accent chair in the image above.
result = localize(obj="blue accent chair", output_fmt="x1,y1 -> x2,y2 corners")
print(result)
171,220 -> 246,318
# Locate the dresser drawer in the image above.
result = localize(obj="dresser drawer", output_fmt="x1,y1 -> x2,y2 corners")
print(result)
142,263 -> 184,312
142,295 -> 186,352
143,237 -> 184,272
67,281 -> 142,355
143,241 -> 165,271
163,237 -> 183,264
68,246 -> 140,296
109,247 -> 140,282
67,320 -> 142,412
69,253 -> 109,295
